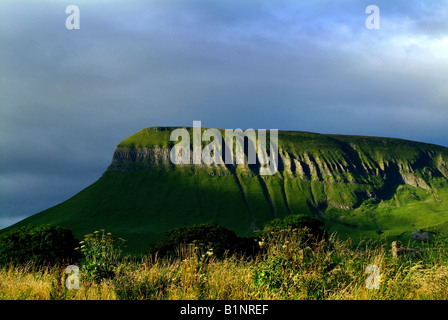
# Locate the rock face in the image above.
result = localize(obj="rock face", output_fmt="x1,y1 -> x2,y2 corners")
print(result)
107,127 -> 448,211
108,146 -> 172,170
6,127 -> 448,255
410,229 -> 437,241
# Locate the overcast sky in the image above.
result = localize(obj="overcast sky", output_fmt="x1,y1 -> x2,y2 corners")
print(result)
1,0 -> 448,229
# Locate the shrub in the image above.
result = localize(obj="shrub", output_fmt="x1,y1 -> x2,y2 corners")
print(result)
148,223 -> 254,259
260,214 -> 327,243
252,215 -> 331,296
0,224 -> 81,266
78,229 -> 126,283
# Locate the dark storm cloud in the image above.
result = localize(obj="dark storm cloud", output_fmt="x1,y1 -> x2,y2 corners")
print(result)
1,0 -> 448,228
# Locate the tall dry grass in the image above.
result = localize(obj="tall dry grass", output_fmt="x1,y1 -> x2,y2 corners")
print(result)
0,263 -> 116,300
2,230 -> 448,300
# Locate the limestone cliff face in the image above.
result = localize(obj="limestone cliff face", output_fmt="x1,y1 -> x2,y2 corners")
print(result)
108,146 -> 172,170
11,127 -> 448,254
107,146 -> 231,175
438,155 -> 448,179
278,148 -> 435,189
102,142 -> 445,193
106,128 -> 448,212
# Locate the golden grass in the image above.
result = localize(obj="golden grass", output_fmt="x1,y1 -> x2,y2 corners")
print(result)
0,264 -> 116,300
0,264 -> 53,300
2,232 -> 448,300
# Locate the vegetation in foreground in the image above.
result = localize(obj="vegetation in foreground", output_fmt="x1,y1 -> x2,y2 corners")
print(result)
7,126 -> 448,256
1,217 -> 448,300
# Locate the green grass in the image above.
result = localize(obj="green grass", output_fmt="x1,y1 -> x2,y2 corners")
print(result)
324,187 -> 448,244
4,170 -> 262,255
3,127 -> 448,256
4,229 -> 448,300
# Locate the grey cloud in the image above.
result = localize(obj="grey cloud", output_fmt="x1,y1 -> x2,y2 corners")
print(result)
1,0 -> 448,229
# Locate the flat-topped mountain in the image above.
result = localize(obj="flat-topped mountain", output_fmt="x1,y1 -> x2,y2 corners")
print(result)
4,127 -> 448,254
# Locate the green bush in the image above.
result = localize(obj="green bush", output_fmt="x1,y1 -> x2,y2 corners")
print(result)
0,224 -> 81,266
148,223 -> 256,258
78,229 -> 126,283
260,214 -> 326,242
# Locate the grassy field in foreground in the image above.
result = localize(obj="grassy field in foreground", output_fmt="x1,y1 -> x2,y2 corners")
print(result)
2,229 -> 448,300
6,127 -> 448,257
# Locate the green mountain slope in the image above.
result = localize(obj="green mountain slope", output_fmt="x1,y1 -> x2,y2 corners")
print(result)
3,127 -> 448,255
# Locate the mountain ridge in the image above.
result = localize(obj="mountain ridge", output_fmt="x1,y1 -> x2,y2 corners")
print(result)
3,127 -> 448,254
108,127 -> 448,209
